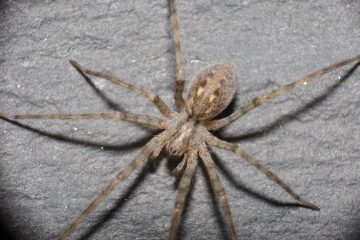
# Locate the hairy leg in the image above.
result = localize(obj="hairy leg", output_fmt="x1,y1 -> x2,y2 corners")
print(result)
208,55 -> 360,130
199,142 -> 238,240
206,133 -> 319,210
169,0 -> 185,110
59,130 -> 172,239
168,150 -> 198,240
70,60 -> 174,118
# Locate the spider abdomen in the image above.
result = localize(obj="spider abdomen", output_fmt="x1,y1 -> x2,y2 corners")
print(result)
186,61 -> 237,121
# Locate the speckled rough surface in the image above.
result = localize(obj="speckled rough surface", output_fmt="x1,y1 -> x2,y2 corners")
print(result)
0,1 -> 359,239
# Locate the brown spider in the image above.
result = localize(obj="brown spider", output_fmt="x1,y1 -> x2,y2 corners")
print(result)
1,0 -> 360,239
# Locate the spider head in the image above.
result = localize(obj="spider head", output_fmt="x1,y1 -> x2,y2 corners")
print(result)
185,61 -> 237,121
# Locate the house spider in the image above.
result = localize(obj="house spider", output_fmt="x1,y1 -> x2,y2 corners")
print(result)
1,0 -> 360,239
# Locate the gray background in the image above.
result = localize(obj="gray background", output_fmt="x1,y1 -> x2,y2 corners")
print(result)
0,0 -> 359,239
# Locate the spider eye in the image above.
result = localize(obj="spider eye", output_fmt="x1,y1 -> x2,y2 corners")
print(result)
186,61 -> 237,120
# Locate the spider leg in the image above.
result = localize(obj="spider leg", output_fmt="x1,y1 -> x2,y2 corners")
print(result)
199,142 -> 238,240
173,154 -> 187,176
169,0 -> 185,110
59,130 -> 172,240
206,133 -> 319,210
208,54 -> 360,130
169,151 -> 198,240
70,60 -> 174,118
150,142 -> 167,160
0,112 -> 166,129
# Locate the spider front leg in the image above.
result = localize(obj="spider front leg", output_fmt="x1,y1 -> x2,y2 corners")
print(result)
70,60 -> 174,118
208,54 -> 360,130
206,133 -> 319,210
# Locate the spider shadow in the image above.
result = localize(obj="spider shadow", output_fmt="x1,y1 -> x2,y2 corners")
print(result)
165,159 -> 231,239
71,63 -> 125,113
0,114 -> 161,239
166,158 -> 207,239
71,62 -> 159,133
78,155 -> 164,240
200,150 -> 316,238
211,150 -> 305,208
171,165 -> 197,240
211,60 -> 360,207
201,161 -> 234,240
0,116 -> 159,152
78,152 -> 198,240
1,62 -> 165,238
219,60 -> 360,143
0,61 -> 168,151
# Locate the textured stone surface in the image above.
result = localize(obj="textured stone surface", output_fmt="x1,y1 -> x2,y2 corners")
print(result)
0,0 -> 359,239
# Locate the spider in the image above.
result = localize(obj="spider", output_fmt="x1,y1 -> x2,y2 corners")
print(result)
1,0 -> 360,239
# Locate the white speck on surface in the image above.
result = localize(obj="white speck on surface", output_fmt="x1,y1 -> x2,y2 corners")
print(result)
22,61 -> 30,67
